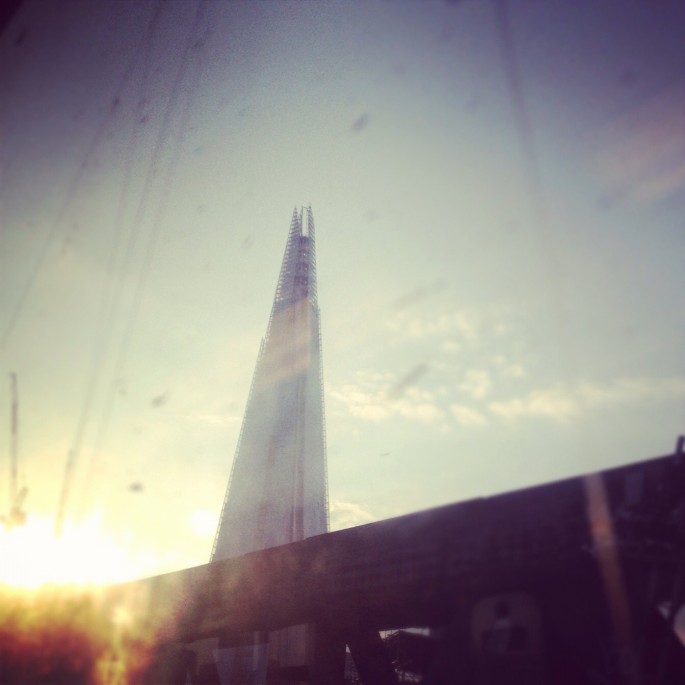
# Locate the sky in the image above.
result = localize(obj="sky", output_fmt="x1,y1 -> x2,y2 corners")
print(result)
1,0 -> 684,582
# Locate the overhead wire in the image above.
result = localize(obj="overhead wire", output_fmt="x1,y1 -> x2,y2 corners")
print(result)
98,0 -> 211,425
79,2 -> 214,518
491,0 -> 575,380
492,7 -> 622,657
54,4 -> 159,531
0,1 -> 165,351
71,36 -> 157,520
56,0 -> 210,534
494,7 -> 651,673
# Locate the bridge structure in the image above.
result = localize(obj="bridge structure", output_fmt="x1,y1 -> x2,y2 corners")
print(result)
110,441 -> 685,684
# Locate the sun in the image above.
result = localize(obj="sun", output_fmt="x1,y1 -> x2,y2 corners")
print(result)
0,513 -> 150,589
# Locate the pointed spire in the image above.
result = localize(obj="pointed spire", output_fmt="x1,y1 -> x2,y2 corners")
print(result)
211,204 -> 327,561
269,206 -> 317,327
290,206 -> 300,234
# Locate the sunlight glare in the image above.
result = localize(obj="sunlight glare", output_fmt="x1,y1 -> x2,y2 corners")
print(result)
0,513 -> 152,588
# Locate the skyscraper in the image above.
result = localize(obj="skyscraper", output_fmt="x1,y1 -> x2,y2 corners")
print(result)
209,206 -> 328,683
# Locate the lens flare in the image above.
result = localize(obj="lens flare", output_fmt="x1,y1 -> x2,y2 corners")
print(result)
0,515 -> 180,684
0,581 -> 175,685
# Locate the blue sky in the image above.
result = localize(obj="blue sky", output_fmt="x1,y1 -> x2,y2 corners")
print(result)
1,0 -> 684,581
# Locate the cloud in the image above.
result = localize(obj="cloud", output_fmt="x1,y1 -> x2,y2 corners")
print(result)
489,376 -> 685,421
330,372 -> 444,424
391,280 -> 448,309
449,403 -> 487,427
459,369 -> 492,399
576,377 -> 685,407
330,384 -> 389,422
329,500 -> 376,530
386,309 -> 478,342
489,387 -> 578,420
492,355 -> 526,378
397,399 -> 444,422
441,340 -> 460,354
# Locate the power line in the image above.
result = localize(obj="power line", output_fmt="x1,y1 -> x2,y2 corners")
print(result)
0,1 -> 165,350
491,0 -> 575,380
60,6 -> 158,527
56,0 -> 210,535
78,2 -> 213,519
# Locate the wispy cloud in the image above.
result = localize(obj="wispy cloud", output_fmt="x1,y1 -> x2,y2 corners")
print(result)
330,370 -> 444,424
458,369 -> 492,399
441,340 -> 460,354
577,377 -> 685,407
489,376 -> 685,421
329,500 -> 376,530
450,403 -> 487,427
489,387 -> 577,420
386,309 -> 478,342
492,355 -> 526,379
391,280 -> 448,309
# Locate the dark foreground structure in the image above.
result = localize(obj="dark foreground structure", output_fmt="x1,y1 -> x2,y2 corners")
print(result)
109,440 -> 685,685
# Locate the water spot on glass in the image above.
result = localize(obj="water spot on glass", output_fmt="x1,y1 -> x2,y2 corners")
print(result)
151,391 -> 170,408
350,113 -> 369,133
387,363 -> 429,400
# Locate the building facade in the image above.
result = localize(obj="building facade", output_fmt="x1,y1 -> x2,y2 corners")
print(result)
209,206 -> 328,683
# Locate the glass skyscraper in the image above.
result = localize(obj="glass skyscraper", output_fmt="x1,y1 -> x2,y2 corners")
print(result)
209,207 -> 328,683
